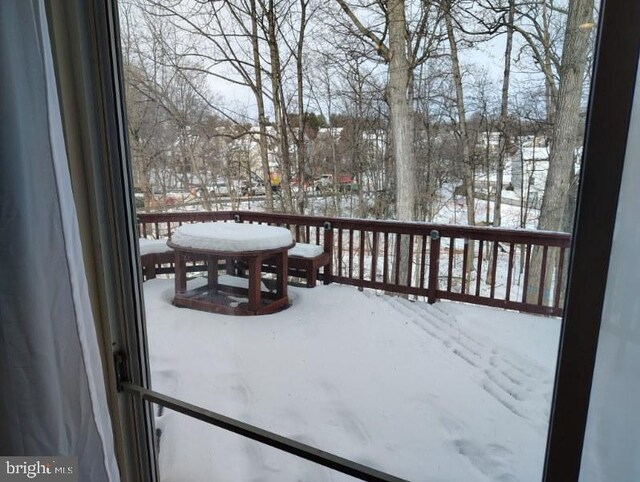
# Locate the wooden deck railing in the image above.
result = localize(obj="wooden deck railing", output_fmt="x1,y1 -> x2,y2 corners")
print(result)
138,211 -> 571,316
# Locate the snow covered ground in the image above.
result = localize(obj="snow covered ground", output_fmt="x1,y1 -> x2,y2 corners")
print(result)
144,278 -> 560,481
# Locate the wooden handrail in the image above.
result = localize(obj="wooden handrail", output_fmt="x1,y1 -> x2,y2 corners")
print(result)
138,211 -> 571,316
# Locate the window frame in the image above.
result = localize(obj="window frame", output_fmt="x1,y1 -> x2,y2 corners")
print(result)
542,1 -> 640,480
80,0 -> 640,480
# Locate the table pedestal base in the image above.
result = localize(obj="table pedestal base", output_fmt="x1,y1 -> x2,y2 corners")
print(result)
170,245 -> 291,316
173,283 -> 289,316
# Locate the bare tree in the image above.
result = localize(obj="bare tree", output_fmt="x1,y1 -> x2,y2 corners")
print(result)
121,4 -> 228,211
538,0 -> 594,233
527,0 -> 594,303
137,0 -> 285,211
444,0 -> 476,229
333,0 -> 444,222
493,0 -> 515,228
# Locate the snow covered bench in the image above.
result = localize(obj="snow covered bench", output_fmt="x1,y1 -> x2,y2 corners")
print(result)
282,242 -> 332,288
139,238 -> 174,280
139,238 -> 210,280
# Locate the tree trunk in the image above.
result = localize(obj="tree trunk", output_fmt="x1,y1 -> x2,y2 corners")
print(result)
542,1 -> 557,126
445,1 -> 476,282
295,0 -> 308,214
528,0 -> 594,304
250,0 -> 273,212
494,0 -> 514,228
265,0 -> 293,212
486,0 -> 514,286
387,0 -> 416,223
387,0 -> 416,290
445,4 -> 474,227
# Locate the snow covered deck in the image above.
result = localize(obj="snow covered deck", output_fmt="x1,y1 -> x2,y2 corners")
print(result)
144,278 -> 560,481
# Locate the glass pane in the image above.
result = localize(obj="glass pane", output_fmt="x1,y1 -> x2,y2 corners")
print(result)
151,404 -> 360,481
119,0 -> 601,478
580,68 -> 640,481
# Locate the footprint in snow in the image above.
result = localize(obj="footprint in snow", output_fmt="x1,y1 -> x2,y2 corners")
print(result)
317,379 -> 341,398
454,439 -> 517,482
230,378 -> 253,405
326,405 -> 372,445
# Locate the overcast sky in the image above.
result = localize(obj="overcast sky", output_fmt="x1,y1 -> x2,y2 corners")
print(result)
203,29 -> 549,123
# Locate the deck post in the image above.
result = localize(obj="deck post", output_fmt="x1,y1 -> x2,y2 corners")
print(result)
428,230 -> 440,304
323,222 -> 333,284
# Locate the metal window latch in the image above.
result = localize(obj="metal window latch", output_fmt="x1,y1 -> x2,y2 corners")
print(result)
114,350 -> 130,392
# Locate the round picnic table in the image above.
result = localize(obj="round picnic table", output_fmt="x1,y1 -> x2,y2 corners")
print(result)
168,222 -> 295,316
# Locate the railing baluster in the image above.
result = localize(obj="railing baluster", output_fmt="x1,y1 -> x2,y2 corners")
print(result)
348,229 -> 354,279
337,228 -> 343,278
371,231 -> 379,283
394,234 -> 401,285
295,225 -> 300,242
407,234 -> 414,289
359,230 -> 365,285
154,222 -> 160,239
306,225 -> 311,243
475,240 -> 484,297
538,245 -> 549,306
383,232 -> 389,284
461,239 -> 469,294
447,237 -> 454,292
315,227 -> 320,245
554,247 -> 566,309
505,242 -> 515,301
420,235 -> 427,289
490,241 -> 499,299
522,244 -> 532,304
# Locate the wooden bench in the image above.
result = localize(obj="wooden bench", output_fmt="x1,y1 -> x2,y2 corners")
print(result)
259,222 -> 334,288
139,239 -> 174,280
139,239 -> 209,281
140,251 -> 174,280
282,242 -> 332,288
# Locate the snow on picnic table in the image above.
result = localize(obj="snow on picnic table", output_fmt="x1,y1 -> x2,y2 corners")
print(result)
170,221 -> 293,252
144,279 -> 560,482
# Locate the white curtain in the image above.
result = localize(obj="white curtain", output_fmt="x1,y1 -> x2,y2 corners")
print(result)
0,1 -> 120,480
